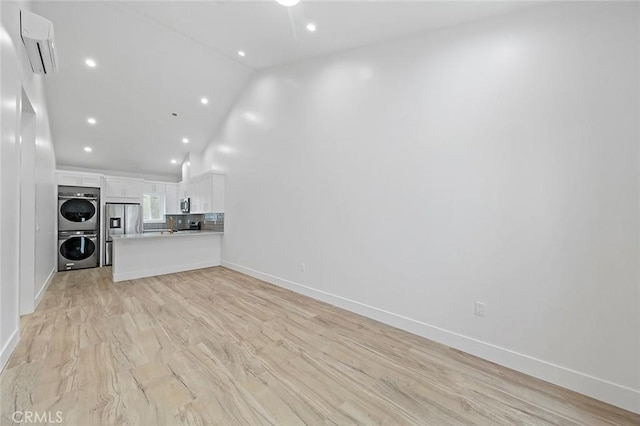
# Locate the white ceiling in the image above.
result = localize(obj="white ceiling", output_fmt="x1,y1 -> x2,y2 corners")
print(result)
33,1 -> 541,181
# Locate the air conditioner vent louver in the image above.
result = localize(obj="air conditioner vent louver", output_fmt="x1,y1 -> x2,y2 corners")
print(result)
20,10 -> 58,75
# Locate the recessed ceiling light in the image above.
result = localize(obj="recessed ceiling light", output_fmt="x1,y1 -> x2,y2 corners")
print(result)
244,111 -> 259,122
87,117 -> 96,125
182,138 -> 189,144
187,162 -> 191,166
84,147 -> 92,152
238,51 -> 246,57
85,58 -> 96,68
171,159 -> 177,164
306,23 -> 317,32
276,0 -> 299,6
200,97 -> 209,105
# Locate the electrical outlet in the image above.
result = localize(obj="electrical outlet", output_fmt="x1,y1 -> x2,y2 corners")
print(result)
474,302 -> 485,317
301,263 -> 306,272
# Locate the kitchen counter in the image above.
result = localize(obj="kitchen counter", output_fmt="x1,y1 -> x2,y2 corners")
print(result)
113,230 -> 223,240
112,230 -> 222,282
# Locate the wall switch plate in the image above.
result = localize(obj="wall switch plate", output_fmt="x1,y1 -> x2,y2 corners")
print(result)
474,301 -> 485,317
301,263 -> 306,272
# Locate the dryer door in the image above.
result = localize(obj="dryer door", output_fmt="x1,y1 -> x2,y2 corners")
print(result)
58,234 -> 98,271
58,197 -> 98,231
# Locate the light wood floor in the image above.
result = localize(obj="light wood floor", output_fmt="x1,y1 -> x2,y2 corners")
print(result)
1,267 -> 638,425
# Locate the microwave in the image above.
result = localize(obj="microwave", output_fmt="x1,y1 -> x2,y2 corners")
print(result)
180,198 -> 190,213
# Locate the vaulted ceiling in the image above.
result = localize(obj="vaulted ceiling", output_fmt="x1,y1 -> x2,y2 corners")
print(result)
33,1 -> 540,180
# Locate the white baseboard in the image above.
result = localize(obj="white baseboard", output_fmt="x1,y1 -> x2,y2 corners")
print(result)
222,260 -> 640,415
34,267 -> 56,309
113,261 -> 220,282
0,327 -> 19,374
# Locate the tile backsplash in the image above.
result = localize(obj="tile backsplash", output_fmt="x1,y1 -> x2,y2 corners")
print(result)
143,213 -> 224,232
202,213 -> 224,232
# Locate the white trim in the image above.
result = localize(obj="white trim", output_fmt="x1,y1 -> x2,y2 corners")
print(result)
221,260 -> 640,415
34,267 -> 55,309
113,260 -> 220,282
0,328 -> 19,374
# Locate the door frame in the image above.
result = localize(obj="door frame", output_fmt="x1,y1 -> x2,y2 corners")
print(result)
19,88 -> 37,315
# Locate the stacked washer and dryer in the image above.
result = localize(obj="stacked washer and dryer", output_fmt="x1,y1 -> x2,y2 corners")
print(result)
57,186 -> 100,271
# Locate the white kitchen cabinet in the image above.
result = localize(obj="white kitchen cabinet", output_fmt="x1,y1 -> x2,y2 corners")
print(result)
185,180 -> 197,211
190,175 -> 210,214
189,181 -> 198,213
178,182 -> 188,199
142,182 -> 165,195
188,179 -> 196,212
199,175 -> 213,213
104,179 -> 121,198
104,177 -> 143,201
58,173 -> 183,213
165,183 -> 179,214
57,171 -> 102,188
178,172 -> 225,214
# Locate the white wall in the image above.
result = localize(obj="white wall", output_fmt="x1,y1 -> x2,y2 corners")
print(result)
0,0 -> 57,370
198,2 -> 640,413
19,93 -> 36,314
183,152 -> 205,182
0,8 -> 22,371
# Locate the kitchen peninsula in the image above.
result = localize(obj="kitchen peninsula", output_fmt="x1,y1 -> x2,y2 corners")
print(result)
111,231 -> 222,282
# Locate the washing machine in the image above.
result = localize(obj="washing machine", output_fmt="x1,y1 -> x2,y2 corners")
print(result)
58,231 -> 99,271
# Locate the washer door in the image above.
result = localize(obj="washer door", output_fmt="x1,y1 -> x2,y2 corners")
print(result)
60,236 -> 96,261
58,198 -> 98,231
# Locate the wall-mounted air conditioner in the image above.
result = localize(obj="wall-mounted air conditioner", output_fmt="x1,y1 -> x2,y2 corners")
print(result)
20,10 -> 58,75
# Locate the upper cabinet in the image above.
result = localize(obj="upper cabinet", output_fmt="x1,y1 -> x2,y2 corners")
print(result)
142,182 -> 165,195
165,183 -> 179,214
181,172 -> 225,214
103,177 -> 143,202
57,171 -> 102,188
178,182 -> 188,199
189,174 -> 211,214
55,169 -> 222,213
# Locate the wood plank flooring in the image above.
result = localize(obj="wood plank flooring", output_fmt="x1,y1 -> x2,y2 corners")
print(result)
1,266 -> 638,425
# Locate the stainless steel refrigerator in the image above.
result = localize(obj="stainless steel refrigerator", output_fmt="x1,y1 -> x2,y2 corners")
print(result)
104,203 -> 142,266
